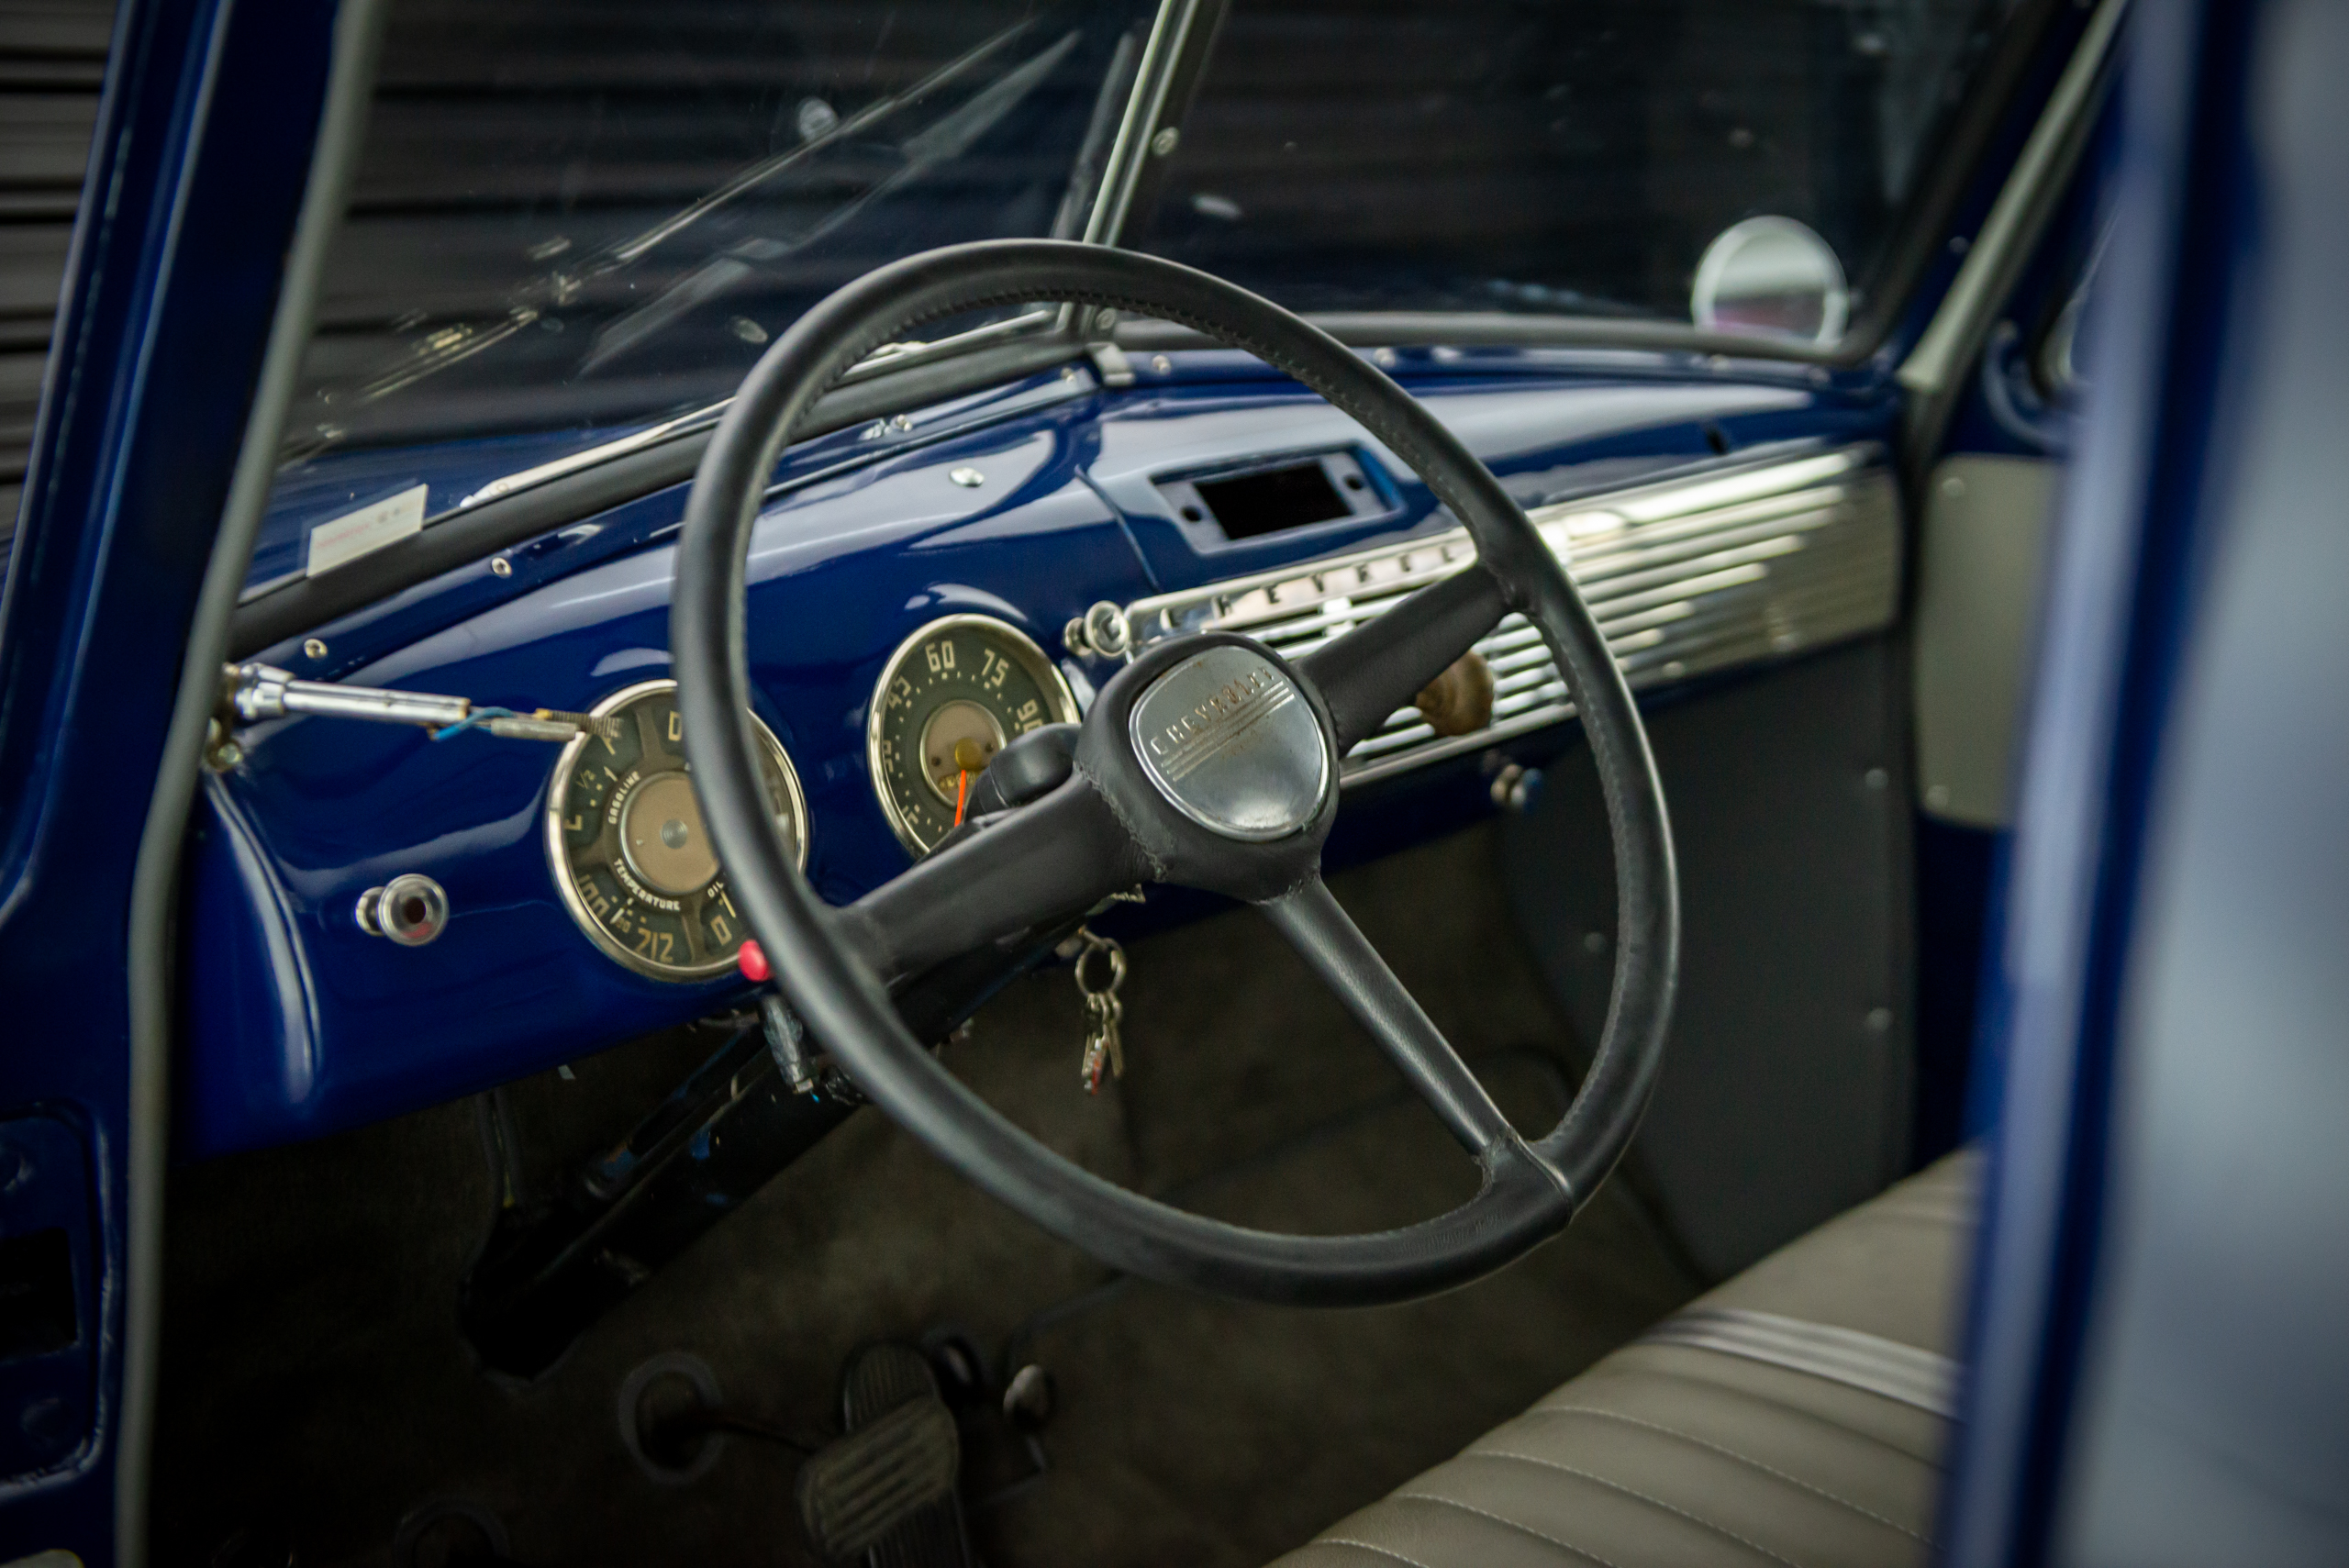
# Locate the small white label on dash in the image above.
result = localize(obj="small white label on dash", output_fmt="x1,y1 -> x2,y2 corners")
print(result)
306,484 -> 427,577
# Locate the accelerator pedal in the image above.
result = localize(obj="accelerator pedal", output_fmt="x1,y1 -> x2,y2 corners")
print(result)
796,1343 -> 974,1566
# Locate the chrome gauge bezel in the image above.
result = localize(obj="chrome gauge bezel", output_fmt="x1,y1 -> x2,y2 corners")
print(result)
544,677 -> 809,982
866,614 -> 1081,856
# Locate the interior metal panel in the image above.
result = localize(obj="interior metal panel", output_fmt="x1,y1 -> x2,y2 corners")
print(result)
1913,452 -> 2058,828
1503,639 -> 1913,1279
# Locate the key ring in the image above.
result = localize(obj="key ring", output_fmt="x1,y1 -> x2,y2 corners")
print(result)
1073,928 -> 1126,997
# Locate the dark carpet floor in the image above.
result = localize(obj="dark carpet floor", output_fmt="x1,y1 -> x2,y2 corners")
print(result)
152,824 -> 1701,1566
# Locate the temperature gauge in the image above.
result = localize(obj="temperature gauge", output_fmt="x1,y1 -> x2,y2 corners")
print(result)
545,679 -> 807,980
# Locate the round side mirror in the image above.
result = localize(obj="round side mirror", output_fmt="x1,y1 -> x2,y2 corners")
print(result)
1691,217 -> 1850,346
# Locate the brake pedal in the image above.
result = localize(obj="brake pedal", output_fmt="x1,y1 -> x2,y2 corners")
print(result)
796,1343 -> 975,1566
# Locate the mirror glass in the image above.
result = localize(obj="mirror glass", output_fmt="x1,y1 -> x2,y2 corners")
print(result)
1691,217 -> 1850,345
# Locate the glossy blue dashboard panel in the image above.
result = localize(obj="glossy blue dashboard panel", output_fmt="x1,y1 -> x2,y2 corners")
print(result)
183,357 -> 1898,1158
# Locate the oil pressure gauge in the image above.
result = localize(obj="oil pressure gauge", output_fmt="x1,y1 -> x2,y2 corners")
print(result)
868,614 -> 1080,855
545,679 -> 807,981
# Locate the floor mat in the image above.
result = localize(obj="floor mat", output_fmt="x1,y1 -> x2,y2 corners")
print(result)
968,1053 -> 1699,1567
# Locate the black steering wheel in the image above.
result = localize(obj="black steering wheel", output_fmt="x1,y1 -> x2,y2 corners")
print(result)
672,240 -> 1677,1307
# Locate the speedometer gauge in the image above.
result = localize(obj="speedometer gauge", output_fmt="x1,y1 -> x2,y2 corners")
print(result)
545,679 -> 807,981
868,614 -> 1080,855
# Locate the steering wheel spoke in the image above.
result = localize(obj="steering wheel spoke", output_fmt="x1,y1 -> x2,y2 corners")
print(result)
837,776 -> 1145,989
1260,875 -> 1520,1160
1294,564 -> 1509,754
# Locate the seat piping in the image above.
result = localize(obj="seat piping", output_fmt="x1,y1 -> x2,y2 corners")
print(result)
1640,1307 -> 1956,1418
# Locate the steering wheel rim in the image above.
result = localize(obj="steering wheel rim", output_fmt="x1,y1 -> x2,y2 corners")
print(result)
673,239 -> 1677,1306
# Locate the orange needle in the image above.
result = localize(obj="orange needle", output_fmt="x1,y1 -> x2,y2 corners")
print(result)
954,768 -> 970,827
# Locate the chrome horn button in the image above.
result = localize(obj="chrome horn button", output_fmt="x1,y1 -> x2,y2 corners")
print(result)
1128,643 -> 1330,840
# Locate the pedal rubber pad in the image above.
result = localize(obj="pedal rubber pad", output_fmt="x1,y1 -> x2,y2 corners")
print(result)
796,1343 -> 974,1566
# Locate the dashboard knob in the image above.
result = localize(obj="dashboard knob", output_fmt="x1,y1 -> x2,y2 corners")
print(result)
356,873 -> 449,946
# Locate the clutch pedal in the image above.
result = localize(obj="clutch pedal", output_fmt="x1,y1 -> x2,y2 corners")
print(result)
796,1343 -> 975,1566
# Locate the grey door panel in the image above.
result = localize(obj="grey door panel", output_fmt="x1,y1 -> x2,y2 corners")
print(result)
1505,639 -> 1912,1278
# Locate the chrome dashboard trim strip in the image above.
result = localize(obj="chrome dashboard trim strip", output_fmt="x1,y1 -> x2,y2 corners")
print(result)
1110,443 -> 1899,787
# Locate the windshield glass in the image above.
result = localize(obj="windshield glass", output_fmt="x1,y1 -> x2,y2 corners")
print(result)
277,0 -> 1151,477
1137,0 -> 2016,328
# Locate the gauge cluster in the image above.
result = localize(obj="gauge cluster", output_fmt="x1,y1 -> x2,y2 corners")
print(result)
543,619 -> 1083,984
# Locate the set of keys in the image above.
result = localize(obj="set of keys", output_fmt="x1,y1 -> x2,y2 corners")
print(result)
1071,928 -> 1128,1093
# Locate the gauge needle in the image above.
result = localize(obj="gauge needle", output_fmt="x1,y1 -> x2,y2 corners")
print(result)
950,736 -> 989,828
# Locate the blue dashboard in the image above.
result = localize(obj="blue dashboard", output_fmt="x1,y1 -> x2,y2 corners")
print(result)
183,347 -> 1899,1159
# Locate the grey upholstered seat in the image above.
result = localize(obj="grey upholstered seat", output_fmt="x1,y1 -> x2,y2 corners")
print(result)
1273,1150 -> 1981,1568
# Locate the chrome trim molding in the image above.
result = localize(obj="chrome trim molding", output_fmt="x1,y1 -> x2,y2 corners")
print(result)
1898,0 -> 2131,399
1111,443 -> 1899,786
1085,0 -> 1204,249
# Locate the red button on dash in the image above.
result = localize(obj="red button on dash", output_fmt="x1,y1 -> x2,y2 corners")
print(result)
737,940 -> 771,984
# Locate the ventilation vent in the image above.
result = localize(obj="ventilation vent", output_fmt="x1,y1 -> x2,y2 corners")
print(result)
1116,443 -> 1899,785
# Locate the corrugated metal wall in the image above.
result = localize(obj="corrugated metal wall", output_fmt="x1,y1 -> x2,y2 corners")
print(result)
1,0 -> 112,570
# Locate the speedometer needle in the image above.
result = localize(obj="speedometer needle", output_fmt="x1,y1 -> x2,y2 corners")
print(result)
951,736 -> 989,827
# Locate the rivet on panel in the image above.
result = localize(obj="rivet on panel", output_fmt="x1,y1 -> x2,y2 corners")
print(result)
949,467 -> 985,488
490,556 -> 513,578
303,638 -> 328,662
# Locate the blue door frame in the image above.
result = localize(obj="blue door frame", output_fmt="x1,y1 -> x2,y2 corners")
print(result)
1947,0 -> 2349,1560
0,0 -> 350,1555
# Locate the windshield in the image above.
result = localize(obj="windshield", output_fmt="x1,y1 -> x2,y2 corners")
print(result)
1137,0 -> 2016,327
280,0 -> 1152,473
258,0 -> 2027,598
